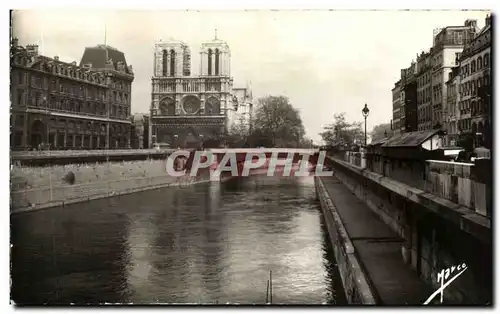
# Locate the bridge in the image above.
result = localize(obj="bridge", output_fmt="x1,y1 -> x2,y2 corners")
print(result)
179,148 -> 324,180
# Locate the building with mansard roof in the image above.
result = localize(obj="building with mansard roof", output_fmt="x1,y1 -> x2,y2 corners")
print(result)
10,39 -> 134,150
457,15 -> 492,148
149,33 -> 251,149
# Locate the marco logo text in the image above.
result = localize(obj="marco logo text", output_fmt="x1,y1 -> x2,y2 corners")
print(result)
423,263 -> 467,304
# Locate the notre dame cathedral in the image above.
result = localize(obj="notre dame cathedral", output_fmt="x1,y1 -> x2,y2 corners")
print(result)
149,33 -> 250,148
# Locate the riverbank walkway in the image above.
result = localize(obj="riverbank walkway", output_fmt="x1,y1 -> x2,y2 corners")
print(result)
320,176 -> 433,305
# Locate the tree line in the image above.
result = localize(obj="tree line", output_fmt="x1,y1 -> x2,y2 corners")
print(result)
319,113 -> 396,147
226,95 -> 312,148
225,96 -> 400,149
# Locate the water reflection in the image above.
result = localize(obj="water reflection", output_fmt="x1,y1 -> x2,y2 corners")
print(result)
11,175 -> 345,304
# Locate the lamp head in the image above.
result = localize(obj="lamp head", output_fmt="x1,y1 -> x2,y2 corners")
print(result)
362,104 -> 370,117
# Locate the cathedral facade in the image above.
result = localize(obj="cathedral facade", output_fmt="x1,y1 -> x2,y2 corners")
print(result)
149,35 -> 247,148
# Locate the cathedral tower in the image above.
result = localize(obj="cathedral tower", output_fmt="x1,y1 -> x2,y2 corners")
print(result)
153,38 -> 191,77
200,30 -> 230,77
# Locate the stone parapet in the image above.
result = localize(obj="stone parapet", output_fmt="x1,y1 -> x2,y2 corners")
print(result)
329,157 -> 490,243
425,160 -> 491,217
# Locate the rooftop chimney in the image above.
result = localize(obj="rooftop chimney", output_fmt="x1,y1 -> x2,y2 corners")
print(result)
486,15 -> 492,27
26,44 -> 39,57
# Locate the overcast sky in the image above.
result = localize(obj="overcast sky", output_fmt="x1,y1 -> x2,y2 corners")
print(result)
12,9 -> 489,142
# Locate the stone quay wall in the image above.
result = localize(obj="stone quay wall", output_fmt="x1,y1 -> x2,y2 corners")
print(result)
10,158 -> 210,214
314,177 -> 377,304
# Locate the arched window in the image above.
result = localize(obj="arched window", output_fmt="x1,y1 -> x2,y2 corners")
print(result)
471,60 -> 476,72
215,48 -> 220,76
162,50 -> 168,76
477,56 -> 482,70
170,49 -> 175,76
484,53 -> 489,67
207,49 -> 212,75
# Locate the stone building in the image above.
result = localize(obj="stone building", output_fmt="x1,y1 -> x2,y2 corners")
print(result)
430,20 -> 478,134
391,80 -> 401,134
392,18 -> 483,141
150,34 -> 238,149
457,15 -> 492,148
445,67 -> 461,146
401,62 -> 418,133
416,51 -> 432,131
229,86 -> 254,135
10,39 -> 134,150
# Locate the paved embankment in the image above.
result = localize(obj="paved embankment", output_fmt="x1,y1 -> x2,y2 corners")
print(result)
317,176 -> 432,305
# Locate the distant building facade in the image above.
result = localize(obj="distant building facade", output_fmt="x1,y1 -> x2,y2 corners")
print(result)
391,80 -> 401,134
430,20 -> 478,136
10,39 -> 134,150
391,17 -> 487,148
416,51 -> 432,131
457,15 -> 492,147
445,67 -> 460,146
401,62 -> 418,132
229,87 -> 254,134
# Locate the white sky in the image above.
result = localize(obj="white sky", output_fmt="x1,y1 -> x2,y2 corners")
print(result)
12,9 -> 490,142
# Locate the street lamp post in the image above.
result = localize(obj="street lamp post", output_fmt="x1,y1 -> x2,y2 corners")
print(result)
362,104 -> 370,146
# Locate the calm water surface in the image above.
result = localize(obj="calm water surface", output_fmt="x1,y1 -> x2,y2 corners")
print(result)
11,175 -> 346,304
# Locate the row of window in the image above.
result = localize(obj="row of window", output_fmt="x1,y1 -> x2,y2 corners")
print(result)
17,90 -> 130,119
458,118 -> 472,131
417,87 -> 432,105
110,79 -> 131,92
432,85 -> 443,103
459,98 -> 488,116
17,74 -> 130,105
460,75 -> 490,98
17,70 -> 131,98
417,72 -> 431,88
52,80 -> 108,102
418,106 -> 432,123
461,52 -> 490,79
